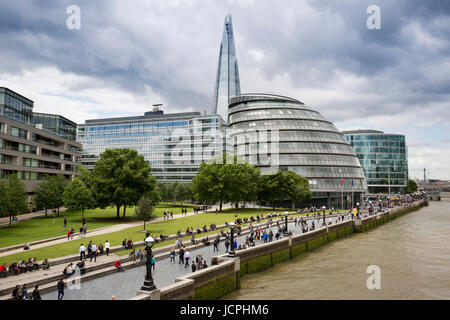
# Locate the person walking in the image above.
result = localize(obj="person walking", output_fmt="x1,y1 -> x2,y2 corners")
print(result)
79,243 -> 86,261
32,285 -> 41,300
57,278 -> 65,300
87,241 -> 92,259
213,237 -> 219,252
105,240 -> 110,256
184,249 -> 190,268
224,239 -> 230,253
179,247 -> 185,265
90,243 -> 97,262
170,248 -> 176,263
63,216 -> 67,229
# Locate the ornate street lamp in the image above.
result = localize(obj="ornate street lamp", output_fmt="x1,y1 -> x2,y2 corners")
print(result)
322,206 -> 326,226
283,212 -> 289,235
228,222 -> 236,257
141,236 -> 156,291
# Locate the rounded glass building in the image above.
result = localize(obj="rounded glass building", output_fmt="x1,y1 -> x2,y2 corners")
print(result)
228,93 -> 367,208
343,130 -> 408,194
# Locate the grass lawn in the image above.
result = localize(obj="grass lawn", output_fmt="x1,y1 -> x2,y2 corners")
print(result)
0,203 -> 198,248
0,208 -> 298,265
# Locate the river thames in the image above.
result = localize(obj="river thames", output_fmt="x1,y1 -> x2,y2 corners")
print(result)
223,200 -> 450,300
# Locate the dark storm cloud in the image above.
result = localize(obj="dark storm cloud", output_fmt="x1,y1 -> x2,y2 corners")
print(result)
0,0 -> 448,119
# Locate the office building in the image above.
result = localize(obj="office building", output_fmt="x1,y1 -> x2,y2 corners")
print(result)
32,112 -> 77,141
77,106 -> 228,182
212,14 -> 241,122
343,130 -> 408,193
229,93 -> 368,207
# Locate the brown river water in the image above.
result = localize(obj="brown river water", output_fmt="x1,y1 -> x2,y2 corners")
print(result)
223,200 -> 450,300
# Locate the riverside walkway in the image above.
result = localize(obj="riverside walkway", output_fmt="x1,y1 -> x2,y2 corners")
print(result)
41,213 -> 352,300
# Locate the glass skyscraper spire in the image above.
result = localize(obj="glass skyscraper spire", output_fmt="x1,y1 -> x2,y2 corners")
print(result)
212,14 -> 241,122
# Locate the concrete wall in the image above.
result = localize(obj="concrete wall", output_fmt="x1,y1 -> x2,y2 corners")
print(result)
131,200 -> 427,300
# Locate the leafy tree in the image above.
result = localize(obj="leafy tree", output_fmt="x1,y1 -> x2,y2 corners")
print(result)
191,153 -> 260,211
405,179 -> 418,194
2,174 -> 29,226
0,179 -> 9,218
284,171 -> 312,209
34,174 -> 69,216
62,177 -> 93,219
90,148 -> 156,219
174,183 -> 190,206
134,196 -> 155,231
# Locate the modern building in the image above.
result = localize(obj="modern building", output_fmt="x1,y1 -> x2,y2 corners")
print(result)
0,87 -> 81,197
32,112 -> 77,141
0,115 -> 82,195
212,13 -> 241,122
229,93 -> 368,208
343,130 -> 408,193
77,106 -> 229,182
0,87 -> 33,124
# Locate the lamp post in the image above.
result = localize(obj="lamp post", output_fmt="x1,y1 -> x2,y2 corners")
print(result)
141,236 -> 156,291
356,202 -> 360,219
322,206 -> 326,226
228,222 -> 236,257
283,212 -> 289,235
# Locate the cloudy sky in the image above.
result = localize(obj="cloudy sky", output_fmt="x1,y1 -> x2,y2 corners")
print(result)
0,0 -> 449,179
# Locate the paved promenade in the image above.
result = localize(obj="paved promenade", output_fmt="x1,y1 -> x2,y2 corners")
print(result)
41,213 -> 351,300
0,208 -> 67,228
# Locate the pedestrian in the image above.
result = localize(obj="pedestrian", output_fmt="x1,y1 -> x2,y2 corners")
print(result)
105,240 -> 110,256
191,262 -> 197,273
184,249 -> 190,268
67,229 -> 71,240
224,239 -> 230,253
170,248 -> 176,263
213,238 -> 219,252
87,241 -> 92,259
63,216 -> 67,228
12,285 -> 20,300
79,226 -> 83,239
151,255 -> 155,271
90,243 -> 97,262
70,227 -> 74,240
57,278 -> 64,300
79,243 -> 86,261
32,285 -> 41,300
179,247 -> 185,264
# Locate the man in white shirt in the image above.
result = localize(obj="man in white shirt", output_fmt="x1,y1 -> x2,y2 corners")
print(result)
105,240 -> 110,256
79,244 -> 86,261
90,243 -> 97,262
184,249 -> 190,268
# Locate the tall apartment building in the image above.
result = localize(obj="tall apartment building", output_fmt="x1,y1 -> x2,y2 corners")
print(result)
0,87 -> 81,195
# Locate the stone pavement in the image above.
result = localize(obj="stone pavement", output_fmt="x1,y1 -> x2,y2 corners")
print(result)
0,252 -> 119,297
41,213 -> 354,300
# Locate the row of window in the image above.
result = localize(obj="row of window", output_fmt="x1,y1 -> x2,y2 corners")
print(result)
229,108 -> 327,124
237,154 -> 362,167
232,130 -> 348,144
234,142 -> 356,156
346,134 -> 405,141
232,119 -> 339,132
357,153 -> 406,160
348,140 -> 406,147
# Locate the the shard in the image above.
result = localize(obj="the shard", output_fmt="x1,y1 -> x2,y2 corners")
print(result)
212,14 -> 241,122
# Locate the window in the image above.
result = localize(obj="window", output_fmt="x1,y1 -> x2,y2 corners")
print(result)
11,126 -> 27,139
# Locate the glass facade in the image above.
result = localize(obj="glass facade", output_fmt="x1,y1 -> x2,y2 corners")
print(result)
212,14 -> 241,122
77,110 -> 230,182
32,112 -> 77,140
229,94 -> 367,206
343,130 -> 408,193
0,87 -> 33,124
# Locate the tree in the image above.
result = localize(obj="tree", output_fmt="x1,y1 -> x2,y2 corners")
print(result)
174,183 -> 190,206
63,177 -> 93,219
284,171 -> 312,209
405,179 -> 418,194
134,196 -> 155,231
90,148 -> 156,219
0,179 -> 9,218
2,174 -> 28,226
191,153 -> 260,211
35,175 -> 69,216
